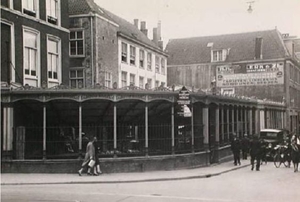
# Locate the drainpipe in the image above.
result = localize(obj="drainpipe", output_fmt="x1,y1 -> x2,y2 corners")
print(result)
91,15 -> 94,86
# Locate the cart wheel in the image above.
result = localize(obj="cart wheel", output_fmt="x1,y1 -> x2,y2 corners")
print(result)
273,154 -> 281,168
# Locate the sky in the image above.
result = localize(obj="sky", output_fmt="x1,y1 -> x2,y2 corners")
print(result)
94,0 -> 300,45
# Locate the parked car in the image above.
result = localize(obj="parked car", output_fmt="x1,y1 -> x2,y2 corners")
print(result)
259,129 -> 287,160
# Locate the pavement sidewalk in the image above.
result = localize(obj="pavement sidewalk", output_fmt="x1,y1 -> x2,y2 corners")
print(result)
1,160 -> 250,185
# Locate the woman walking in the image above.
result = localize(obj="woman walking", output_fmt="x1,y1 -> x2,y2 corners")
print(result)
291,132 -> 300,172
78,136 -> 97,176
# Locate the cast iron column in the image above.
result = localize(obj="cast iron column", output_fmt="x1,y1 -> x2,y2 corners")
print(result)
191,104 -> 194,153
79,103 -> 82,158
171,104 -> 175,155
145,103 -> 149,156
113,103 -> 117,158
43,104 -> 46,160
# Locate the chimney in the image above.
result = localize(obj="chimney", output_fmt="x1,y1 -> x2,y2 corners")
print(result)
158,40 -> 163,50
255,37 -> 263,59
134,19 -> 139,28
157,21 -> 161,41
153,27 -> 158,45
140,21 -> 148,37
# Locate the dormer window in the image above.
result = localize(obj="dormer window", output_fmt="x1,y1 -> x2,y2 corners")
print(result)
212,49 -> 227,62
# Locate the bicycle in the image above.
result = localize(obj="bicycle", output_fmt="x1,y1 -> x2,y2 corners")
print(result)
273,144 -> 291,168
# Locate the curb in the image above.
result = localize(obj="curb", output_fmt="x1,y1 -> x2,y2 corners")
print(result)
1,164 -> 250,186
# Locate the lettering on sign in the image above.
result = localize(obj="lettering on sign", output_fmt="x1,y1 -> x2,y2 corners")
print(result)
216,62 -> 284,87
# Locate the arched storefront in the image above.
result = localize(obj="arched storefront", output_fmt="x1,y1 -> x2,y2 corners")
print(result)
1,85 -> 287,173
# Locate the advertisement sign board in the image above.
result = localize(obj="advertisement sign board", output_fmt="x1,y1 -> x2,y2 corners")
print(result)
177,86 -> 191,117
216,62 -> 284,87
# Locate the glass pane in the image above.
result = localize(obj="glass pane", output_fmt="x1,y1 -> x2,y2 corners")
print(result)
24,31 -> 37,48
47,54 -> 51,72
77,31 -> 83,39
70,32 -> 75,39
52,55 -> 57,72
77,70 -> 83,77
77,47 -> 83,55
30,49 -> 36,71
48,40 -> 57,53
53,72 -> 57,79
71,80 -> 76,88
48,71 -> 52,78
31,70 -> 36,76
24,48 -> 29,70
70,70 -> 76,78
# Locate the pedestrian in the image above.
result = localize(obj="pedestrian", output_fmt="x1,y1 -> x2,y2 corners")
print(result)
93,137 -> 102,175
231,134 -> 241,166
241,134 -> 250,160
78,136 -> 96,176
249,134 -> 262,171
290,131 -> 300,172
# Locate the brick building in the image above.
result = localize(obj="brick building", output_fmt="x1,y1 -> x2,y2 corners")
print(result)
166,29 -> 300,132
1,0 -> 70,88
68,0 -> 167,89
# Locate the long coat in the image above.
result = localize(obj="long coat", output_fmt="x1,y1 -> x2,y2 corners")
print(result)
81,141 -> 95,167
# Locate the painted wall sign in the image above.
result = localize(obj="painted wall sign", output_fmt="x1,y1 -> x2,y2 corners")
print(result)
216,62 -> 284,87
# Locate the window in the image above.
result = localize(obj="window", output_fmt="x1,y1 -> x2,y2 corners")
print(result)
212,50 -> 226,62
121,42 -> 127,63
46,0 -> 59,25
155,80 -> 159,87
161,58 -> 165,75
70,30 -> 84,56
139,49 -> 144,68
147,52 -> 152,70
24,29 -> 38,78
130,46 -> 136,65
70,68 -> 84,88
47,37 -> 60,81
105,71 -> 112,88
130,74 -> 135,85
22,0 -> 38,17
121,71 -> 127,87
147,78 -> 152,89
155,56 -> 160,73
139,76 -> 144,89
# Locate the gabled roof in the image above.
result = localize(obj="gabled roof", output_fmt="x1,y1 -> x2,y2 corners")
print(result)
68,0 -> 161,52
166,29 -> 287,65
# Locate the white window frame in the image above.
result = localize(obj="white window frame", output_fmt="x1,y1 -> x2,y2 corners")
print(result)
105,71 -> 112,88
139,76 -> 144,89
130,45 -> 136,65
147,78 -> 152,89
147,52 -> 152,71
70,29 -> 84,56
139,49 -> 144,68
155,80 -> 160,88
130,73 -> 135,85
121,42 -> 127,63
23,27 -> 40,87
46,0 -> 60,26
212,49 -> 226,62
121,71 -> 127,87
22,0 -> 39,18
69,67 -> 85,88
47,35 -> 61,85
155,56 -> 160,73
161,58 -> 165,75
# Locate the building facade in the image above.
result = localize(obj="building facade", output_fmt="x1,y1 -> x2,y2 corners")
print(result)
68,0 -> 167,89
166,30 -> 300,133
1,0 -> 70,88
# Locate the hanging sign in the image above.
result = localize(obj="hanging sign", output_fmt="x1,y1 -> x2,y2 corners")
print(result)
177,86 -> 191,117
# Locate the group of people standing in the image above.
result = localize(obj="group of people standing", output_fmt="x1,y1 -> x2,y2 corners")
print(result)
78,136 -> 102,176
231,132 -> 300,172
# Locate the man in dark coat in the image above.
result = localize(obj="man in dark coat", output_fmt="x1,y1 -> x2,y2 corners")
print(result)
249,134 -> 262,171
231,134 -> 241,166
241,134 -> 250,160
